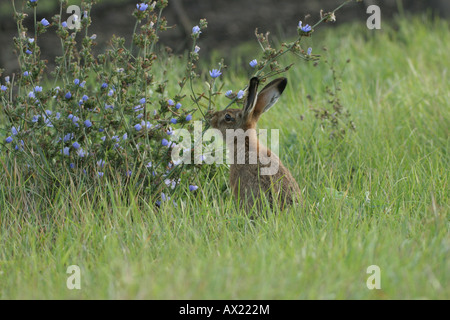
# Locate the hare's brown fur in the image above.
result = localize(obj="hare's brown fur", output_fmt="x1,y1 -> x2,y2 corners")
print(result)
209,77 -> 301,211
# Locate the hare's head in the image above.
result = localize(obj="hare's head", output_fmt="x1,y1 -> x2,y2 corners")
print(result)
208,77 -> 287,137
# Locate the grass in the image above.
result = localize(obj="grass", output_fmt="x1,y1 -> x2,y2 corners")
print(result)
0,15 -> 449,299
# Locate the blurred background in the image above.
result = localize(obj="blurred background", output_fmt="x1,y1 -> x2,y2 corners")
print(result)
0,0 -> 448,75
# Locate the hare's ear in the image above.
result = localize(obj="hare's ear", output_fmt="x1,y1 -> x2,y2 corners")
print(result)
242,77 -> 260,119
252,77 -> 287,119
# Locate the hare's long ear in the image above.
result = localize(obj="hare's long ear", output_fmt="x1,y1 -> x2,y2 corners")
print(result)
242,77 -> 259,120
252,77 -> 287,120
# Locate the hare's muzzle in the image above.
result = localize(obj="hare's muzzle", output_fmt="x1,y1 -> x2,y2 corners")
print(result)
206,110 -> 217,127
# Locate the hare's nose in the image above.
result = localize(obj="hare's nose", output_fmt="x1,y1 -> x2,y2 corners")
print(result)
206,110 -> 214,121
207,114 -> 217,127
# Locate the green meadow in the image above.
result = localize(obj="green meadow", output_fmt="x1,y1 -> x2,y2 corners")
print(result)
0,15 -> 449,299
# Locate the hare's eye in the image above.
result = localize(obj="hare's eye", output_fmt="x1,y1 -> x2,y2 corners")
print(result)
224,114 -> 233,122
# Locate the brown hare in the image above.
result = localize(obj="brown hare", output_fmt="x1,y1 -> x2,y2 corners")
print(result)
209,77 -> 301,211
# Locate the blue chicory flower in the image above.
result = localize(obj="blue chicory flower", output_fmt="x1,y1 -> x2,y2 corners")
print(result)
72,117 -> 79,125
192,25 -> 201,35
64,133 -> 72,142
97,159 -> 105,168
249,59 -> 258,68
143,121 -> 152,129
302,24 -> 312,32
40,18 -> 50,27
137,3 -> 148,11
44,116 -> 53,127
209,69 -> 222,78
77,148 -> 86,157
298,21 -> 312,33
